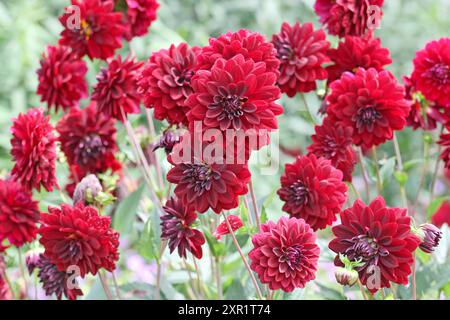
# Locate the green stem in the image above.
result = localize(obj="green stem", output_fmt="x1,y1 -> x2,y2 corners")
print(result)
300,94 -> 317,125
145,108 -> 165,192
249,180 -> 260,230
98,271 -> 113,300
17,248 -> 28,299
371,147 -> 382,194
393,133 -> 408,208
358,147 -> 370,201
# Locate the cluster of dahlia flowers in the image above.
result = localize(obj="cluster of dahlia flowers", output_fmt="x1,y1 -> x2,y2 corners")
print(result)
1,0 -> 448,301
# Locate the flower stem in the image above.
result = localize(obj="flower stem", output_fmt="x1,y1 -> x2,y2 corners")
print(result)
300,94 -> 317,125
393,133 -> 408,208
412,254 -> 417,300
17,248 -> 28,299
155,240 -> 167,300
413,135 -> 431,215
358,280 -> 368,300
145,108 -> 165,191
357,147 -> 370,201
111,271 -> 122,300
221,211 -> 263,300
429,126 -> 444,201
214,257 -> 223,300
249,180 -> 261,230
98,271 -> 114,300
192,255 -> 205,299
371,147 -> 382,194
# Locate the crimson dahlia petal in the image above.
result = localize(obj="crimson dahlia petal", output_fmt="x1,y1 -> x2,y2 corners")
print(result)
307,117 -> 356,182
56,102 -> 119,173
59,0 -> 126,60
166,132 -> 251,214
272,22 -> 330,96
93,55 -> 144,121
329,196 -> 420,292
37,45 -> 88,112
138,43 -> 200,125
277,154 -> 348,230
0,179 -> 39,247
10,108 -> 58,192
213,215 -> 244,240
39,203 -> 120,277
326,34 -> 391,83
160,197 -> 205,259
438,128 -> 450,169
432,201 -> 450,228
187,54 -> 283,132
326,68 -> 410,149
196,29 -> 280,74
412,38 -> 450,107
249,217 -> 320,292
314,0 -> 384,37
123,0 -> 159,40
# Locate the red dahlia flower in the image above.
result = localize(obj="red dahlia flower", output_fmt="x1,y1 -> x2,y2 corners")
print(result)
412,38 -> 450,107
166,133 -> 251,213
39,203 -> 120,277
123,0 -> 159,40
438,128 -> 450,169
329,196 -> 420,292
160,197 -> 205,259
37,45 -> 88,113
0,256 -> 11,300
138,43 -> 200,125
28,253 -> 83,300
93,55 -> 144,121
196,29 -> 280,74
59,0 -> 126,60
307,117 -> 357,182
404,76 -> 447,131
249,217 -> 320,292
10,108 -> 58,192
0,179 -> 39,247
187,54 -> 283,132
326,34 -> 391,83
326,68 -> 410,149
272,22 -> 330,96
278,154 -> 347,230
314,0 -> 384,38
432,201 -> 450,228
214,215 -> 244,240
56,102 -> 119,173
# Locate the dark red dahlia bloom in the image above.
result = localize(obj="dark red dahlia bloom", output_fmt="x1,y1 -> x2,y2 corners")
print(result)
123,0 -> 159,40
213,215 -> 244,240
196,29 -> 280,74
272,22 -> 329,96
277,154 -> 347,230
307,117 -> 357,182
56,102 -> 118,173
59,0 -> 126,60
28,253 -> 83,300
39,203 -> 120,277
326,68 -> 410,149
329,196 -> 420,292
160,197 -> 205,259
249,217 -> 320,292
326,34 -> 391,83
10,108 -> 58,192
438,128 -> 450,169
37,45 -> 88,112
412,38 -> 450,107
93,55 -> 144,121
432,201 -> 450,228
0,179 -> 39,247
138,43 -> 199,125
187,54 -> 283,132
167,132 -> 251,214
314,0 -> 384,37
403,76 -> 447,131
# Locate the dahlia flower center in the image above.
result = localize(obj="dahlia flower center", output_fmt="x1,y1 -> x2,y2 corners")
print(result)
171,67 -> 194,86
427,63 -> 450,84
81,20 -> 93,40
183,163 -> 220,194
273,37 -> 294,62
208,89 -> 249,130
76,134 -> 106,166
287,180 -> 309,206
277,245 -> 303,269
352,105 -> 382,132
344,235 -> 389,267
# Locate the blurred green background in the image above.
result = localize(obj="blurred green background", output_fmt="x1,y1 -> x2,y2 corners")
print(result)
0,0 -> 449,300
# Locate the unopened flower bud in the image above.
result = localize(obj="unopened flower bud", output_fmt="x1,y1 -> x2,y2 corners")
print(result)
153,129 -> 181,154
418,223 -> 442,253
73,174 -> 102,205
334,267 -> 359,287
25,249 -> 42,275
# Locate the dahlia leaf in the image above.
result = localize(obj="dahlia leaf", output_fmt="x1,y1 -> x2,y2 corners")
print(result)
113,183 -> 145,234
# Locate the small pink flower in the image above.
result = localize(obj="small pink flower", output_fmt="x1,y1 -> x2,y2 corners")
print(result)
214,215 -> 244,240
